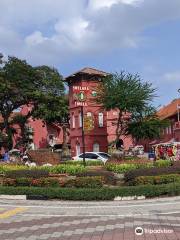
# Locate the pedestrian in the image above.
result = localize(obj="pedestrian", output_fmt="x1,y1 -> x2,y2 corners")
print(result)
3,150 -> 10,162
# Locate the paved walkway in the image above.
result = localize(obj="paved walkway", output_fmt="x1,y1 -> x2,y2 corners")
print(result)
0,196 -> 180,239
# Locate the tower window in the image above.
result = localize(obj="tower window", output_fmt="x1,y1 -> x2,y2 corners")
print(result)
98,112 -> 103,127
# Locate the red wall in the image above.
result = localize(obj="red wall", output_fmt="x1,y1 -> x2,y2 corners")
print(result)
68,75 -> 108,156
68,74 -> 133,156
20,106 -> 63,149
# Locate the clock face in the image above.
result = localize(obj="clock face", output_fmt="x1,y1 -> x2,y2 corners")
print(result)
91,91 -> 97,97
77,92 -> 86,102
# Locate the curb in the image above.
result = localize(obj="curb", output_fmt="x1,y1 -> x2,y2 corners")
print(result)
0,195 -> 27,200
114,195 -> 146,201
0,194 -> 146,201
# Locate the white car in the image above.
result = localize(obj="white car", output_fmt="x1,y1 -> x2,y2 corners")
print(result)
72,152 -> 110,164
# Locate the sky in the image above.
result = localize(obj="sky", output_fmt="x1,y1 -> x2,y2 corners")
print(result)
0,0 -> 180,108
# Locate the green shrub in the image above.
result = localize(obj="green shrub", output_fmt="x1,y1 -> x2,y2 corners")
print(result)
124,166 -> 180,184
64,160 -> 103,166
40,178 -> 60,187
0,164 -> 86,176
31,178 -> 60,187
134,174 -> 180,186
64,177 -> 104,188
106,162 -> 153,174
2,177 -> 60,187
16,177 -> 31,186
1,182 -> 180,200
76,170 -> 116,185
154,160 -> 172,168
45,164 -> 86,175
5,169 -> 49,179
0,165 -> 28,174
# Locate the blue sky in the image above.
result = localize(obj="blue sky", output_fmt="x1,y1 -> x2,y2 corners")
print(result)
0,0 -> 180,107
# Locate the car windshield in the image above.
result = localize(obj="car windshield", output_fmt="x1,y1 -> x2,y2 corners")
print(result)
98,153 -> 110,159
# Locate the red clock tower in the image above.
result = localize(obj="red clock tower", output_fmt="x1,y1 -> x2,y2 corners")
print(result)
65,67 -> 108,157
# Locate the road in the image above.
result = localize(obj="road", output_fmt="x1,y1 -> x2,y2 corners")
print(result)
0,196 -> 180,239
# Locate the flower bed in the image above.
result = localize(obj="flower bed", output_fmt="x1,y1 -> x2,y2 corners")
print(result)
1,176 -> 104,188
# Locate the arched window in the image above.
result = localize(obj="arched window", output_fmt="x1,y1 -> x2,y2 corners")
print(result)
98,112 -> 103,127
93,142 -> 100,152
87,112 -> 92,117
79,112 -> 82,128
72,113 -> 75,128
76,143 -> 81,155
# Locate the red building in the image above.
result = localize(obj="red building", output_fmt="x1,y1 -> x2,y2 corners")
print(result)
157,99 -> 180,142
66,67 -> 133,156
20,106 -> 65,149
140,99 -> 180,151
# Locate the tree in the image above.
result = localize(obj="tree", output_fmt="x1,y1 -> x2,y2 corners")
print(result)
127,107 -> 169,141
32,95 -> 69,153
10,114 -> 34,149
96,71 -> 167,143
0,55 -> 65,149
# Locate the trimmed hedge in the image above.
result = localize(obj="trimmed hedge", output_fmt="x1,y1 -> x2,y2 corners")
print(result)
0,164 -> 86,176
2,176 -> 104,188
64,160 -> 103,166
124,166 -> 180,184
0,183 -> 180,200
106,162 -> 153,174
0,165 -> 28,174
154,160 -> 172,168
106,160 -> 172,174
76,170 -> 116,185
5,169 -> 49,178
41,164 -> 86,175
134,174 -> 180,186
63,177 -> 104,188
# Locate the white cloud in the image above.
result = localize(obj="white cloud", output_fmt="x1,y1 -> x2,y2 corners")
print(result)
89,0 -> 142,10
0,0 -> 180,66
164,71 -> 180,82
54,17 -> 89,41
25,31 -> 47,46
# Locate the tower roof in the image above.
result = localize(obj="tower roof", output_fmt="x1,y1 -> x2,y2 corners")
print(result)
157,98 -> 180,119
65,67 -> 108,81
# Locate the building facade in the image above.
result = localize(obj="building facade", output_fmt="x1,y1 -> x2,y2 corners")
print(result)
140,99 -> 180,151
157,99 -> 180,142
66,67 -> 133,156
20,106 -> 65,149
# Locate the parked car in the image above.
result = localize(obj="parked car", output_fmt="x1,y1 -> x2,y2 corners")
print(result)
72,152 -> 110,163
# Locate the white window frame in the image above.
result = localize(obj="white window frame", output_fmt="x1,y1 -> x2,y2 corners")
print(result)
166,127 -> 169,135
93,142 -> 100,152
98,112 -> 104,127
72,113 -> 75,128
79,112 -> 82,128
169,125 -> 172,134
87,112 -> 92,117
